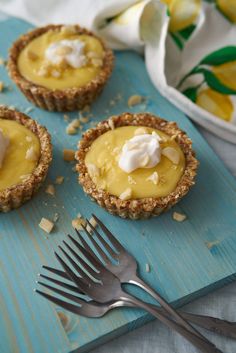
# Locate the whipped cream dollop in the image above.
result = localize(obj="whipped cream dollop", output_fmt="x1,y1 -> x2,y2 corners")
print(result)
119,132 -> 161,173
0,130 -> 9,168
45,39 -> 87,68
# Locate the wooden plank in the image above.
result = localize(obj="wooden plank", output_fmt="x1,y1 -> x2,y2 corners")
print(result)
0,17 -> 236,353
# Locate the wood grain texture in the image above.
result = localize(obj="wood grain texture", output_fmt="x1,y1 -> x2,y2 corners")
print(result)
0,17 -> 236,353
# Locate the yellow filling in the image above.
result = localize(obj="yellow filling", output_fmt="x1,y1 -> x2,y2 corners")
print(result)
85,126 -> 185,199
0,119 -> 40,191
17,29 -> 105,90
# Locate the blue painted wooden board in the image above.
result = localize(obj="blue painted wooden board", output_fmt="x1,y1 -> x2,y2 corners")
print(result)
0,16 -> 236,353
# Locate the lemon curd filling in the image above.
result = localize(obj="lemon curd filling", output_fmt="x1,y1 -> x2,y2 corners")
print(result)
0,119 -> 40,191
17,29 -> 105,90
85,126 -> 186,199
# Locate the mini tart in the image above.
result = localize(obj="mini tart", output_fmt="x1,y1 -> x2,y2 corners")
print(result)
8,25 -> 114,112
0,106 -> 52,212
76,112 -> 198,219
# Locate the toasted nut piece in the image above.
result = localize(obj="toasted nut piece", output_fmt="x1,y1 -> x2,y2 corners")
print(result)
27,50 -> 39,61
128,95 -> 144,107
66,119 -> 80,134
63,149 -> 75,162
45,184 -> 55,196
134,127 -> 148,135
0,81 -> 4,92
172,212 -> 187,222
146,171 -> 159,185
145,263 -> 151,272
128,175 -> 136,185
119,188 -> 132,200
55,176 -> 64,185
72,217 -> 86,230
39,217 -> 54,233
87,163 -> 100,177
25,146 -> 38,161
162,147 -> 180,164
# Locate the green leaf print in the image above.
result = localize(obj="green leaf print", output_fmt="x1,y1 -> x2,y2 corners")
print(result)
196,68 -> 236,94
182,87 -> 198,102
200,46 -> 236,66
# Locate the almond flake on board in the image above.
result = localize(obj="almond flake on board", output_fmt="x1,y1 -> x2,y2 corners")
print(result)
127,95 -> 144,107
39,218 -> 54,233
63,149 -> 75,162
45,184 -> 55,196
55,176 -> 64,185
172,212 -> 187,222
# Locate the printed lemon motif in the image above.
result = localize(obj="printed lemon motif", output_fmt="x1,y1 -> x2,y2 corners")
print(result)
216,0 -> 236,23
114,2 -> 144,25
196,88 -> 233,122
213,61 -> 236,91
162,0 -> 201,32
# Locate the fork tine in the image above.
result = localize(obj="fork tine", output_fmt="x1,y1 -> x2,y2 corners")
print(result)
42,265 -> 70,280
86,219 -> 118,260
92,214 -> 125,252
37,281 -> 84,305
35,289 -> 81,315
67,233 -> 106,273
39,273 -> 81,294
59,245 -> 94,285
63,240 -> 99,280
75,229 -> 95,256
81,222 -> 112,265
55,251 -> 91,294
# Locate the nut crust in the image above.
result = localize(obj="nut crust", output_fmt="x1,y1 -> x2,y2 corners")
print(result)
8,25 -> 114,112
0,106 -> 52,212
76,113 -> 199,219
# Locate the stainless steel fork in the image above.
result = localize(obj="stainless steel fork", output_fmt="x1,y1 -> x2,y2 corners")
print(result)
38,236 -> 223,353
37,267 -> 236,339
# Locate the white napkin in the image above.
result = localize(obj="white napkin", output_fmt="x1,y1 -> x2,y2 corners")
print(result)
1,0 -> 236,143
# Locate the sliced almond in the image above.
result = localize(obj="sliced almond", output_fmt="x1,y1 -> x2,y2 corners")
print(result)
87,163 -> 100,177
146,171 -> 159,185
134,127 -> 148,136
45,184 -> 55,196
172,212 -> 187,222
0,81 -> 4,92
127,95 -> 143,107
63,149 -> 75,162
25,146 -> 37,161
39,217 -> 54,233
162,147 -> 180,164
128,175 -> 136,185
119,188 -> 132,201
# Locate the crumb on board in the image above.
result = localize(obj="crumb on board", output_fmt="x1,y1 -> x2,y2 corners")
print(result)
45,184 -> 55,196
145,263 -> 150,273
55,176 -> 64,185
127,94 -> 145,107
53,213 -> 60,222
63,149 -> 75,162
72,216 -> 86,230
205,240 -> 220,250
39,217 -> 54,233
172,211 -> 187,222
66,119 -> 80,135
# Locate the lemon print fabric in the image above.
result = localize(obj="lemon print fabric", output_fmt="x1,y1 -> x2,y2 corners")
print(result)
196,88 -> 233,122
179,46 -> 236,123
216,0 -> 236,24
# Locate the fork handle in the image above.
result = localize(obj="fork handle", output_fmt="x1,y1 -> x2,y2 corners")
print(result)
130,275 -> 206,341
121,292 -> 223,353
